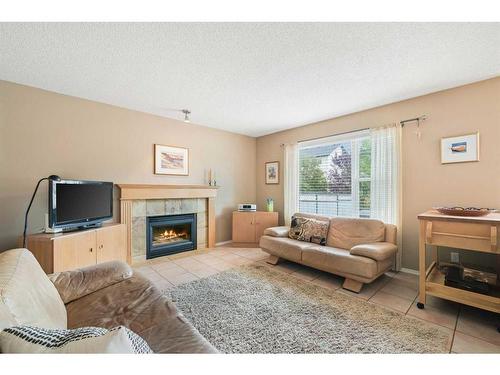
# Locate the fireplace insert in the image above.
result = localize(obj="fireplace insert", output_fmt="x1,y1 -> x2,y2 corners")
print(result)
146,213 -> 197,259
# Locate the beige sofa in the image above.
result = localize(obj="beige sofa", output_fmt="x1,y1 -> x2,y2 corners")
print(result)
0,248 -> 216,353
259,213 -> 398,293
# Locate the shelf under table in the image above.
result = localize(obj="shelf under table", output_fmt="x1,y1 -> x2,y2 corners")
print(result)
425,263 -> 500,314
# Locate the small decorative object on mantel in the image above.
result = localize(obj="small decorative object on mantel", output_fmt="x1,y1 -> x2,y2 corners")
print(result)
441,132 -> 479,164
265,161 -> 279,184
434,206 -> 496,217
154,144 -> 189,175
266,198 -> 274,212
208,168 -> 217,186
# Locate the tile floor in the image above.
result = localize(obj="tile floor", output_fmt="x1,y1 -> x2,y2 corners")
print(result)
133,245 -> 500,354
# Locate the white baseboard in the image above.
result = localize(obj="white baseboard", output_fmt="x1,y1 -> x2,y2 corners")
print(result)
400,267 -> 419,275
215,240 -> 232,247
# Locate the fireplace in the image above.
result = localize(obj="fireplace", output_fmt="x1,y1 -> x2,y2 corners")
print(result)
146,214 -> 197,259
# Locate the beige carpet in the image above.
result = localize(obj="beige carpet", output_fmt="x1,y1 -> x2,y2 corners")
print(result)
169,264 -> 451,353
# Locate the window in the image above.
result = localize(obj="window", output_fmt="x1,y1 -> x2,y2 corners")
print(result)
286,125 -> 400,266
298,130 -> 372,218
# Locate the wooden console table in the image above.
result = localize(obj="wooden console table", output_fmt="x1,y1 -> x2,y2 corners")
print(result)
417,210 -> 500,314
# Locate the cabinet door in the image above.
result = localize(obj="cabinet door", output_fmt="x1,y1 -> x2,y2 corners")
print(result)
232,212 -> 256,243
255,212 -> 279,241
53,231 -> 97,272
96,225 -> 127,264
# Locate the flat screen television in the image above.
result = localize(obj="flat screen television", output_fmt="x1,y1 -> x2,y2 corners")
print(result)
48,179 -> 113,230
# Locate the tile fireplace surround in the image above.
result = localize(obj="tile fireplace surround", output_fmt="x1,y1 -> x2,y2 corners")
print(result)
118,184 -> 218,264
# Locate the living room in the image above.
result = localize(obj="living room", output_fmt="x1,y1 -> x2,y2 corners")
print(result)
1,2 -> 499,372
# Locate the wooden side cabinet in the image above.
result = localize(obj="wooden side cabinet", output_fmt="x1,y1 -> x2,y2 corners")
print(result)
232,211 -> 279,243
24,223 -> 127,274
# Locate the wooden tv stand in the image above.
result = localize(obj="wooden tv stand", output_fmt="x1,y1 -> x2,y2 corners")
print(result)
23,223 -> 126,274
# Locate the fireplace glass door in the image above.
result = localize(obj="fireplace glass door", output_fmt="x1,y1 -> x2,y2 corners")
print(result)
146,214 -> 197,258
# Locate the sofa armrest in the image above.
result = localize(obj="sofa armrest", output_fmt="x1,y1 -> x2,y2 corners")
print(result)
350,242 -> 398,261
48,261 -> 133,304
263,226 -> 290,237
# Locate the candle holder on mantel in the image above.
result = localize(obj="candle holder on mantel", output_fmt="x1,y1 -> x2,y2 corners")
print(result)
208,169 -> 217,186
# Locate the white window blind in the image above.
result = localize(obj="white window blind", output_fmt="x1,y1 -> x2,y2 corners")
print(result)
297,129 -> 373,219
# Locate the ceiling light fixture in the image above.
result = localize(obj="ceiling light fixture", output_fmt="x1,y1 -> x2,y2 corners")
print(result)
157,107 -> 192,123
182,109 -> 191,123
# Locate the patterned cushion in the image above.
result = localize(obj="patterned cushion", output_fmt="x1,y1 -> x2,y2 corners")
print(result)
288,215 -> 329,245
0,325 -> 152,353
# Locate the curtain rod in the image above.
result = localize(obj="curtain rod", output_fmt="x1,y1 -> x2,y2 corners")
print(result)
280,115 -> 428,146
400,115 -> 427,127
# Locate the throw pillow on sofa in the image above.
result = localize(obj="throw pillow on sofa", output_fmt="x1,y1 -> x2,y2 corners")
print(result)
289,215 -> 329,245
0,325 -> 152,354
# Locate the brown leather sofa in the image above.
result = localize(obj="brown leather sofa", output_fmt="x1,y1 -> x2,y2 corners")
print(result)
0,248 -> 216,353
259,213 -> 398,293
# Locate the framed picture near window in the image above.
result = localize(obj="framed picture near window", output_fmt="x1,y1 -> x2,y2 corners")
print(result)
441,133 -> 479,164
154,144 -> 189,175
265,161 -> 280,184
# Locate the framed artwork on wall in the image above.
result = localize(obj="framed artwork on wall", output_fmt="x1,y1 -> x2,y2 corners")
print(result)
441,133 -> 479,164
154,144 -> 189,175
265,161 -> 280,184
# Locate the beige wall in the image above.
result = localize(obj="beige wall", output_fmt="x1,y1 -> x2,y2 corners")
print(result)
0,80 -> 256,251
256,77 -> 500,270
2,78 -> 499,270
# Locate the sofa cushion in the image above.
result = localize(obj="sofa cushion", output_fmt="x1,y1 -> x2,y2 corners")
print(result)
302,245 -> 378,279
292,212 -> 331,222
327,218 -> 385,249
49,261 -> 133,304
350,242 -> 398,261
289,215 -> 329,245
0,249 -> 67,330
263,226 -> 289,237
0,325 -> 152,354
260,236 -> 314,262
66,273 -> 216,353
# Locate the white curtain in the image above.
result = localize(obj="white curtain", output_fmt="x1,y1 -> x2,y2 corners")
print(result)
370,124 -> 402,269
283,143 -> 299,226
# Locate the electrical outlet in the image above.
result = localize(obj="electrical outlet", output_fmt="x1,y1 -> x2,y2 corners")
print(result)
450,252 -> 460,264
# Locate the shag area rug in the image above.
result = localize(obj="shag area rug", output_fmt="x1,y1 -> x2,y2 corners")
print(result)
168,264 -> 450,353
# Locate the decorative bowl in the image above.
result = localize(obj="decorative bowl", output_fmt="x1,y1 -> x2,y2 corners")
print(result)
434,207 -> 496,217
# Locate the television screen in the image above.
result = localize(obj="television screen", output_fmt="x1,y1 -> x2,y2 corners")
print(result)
49,180 -> 113,228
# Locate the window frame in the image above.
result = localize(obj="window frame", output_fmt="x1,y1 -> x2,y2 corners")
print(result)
297,130 -> 371,218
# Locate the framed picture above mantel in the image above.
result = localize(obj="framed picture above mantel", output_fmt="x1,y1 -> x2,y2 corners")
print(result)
441,132 -> 479,164
154,144 -> 189,175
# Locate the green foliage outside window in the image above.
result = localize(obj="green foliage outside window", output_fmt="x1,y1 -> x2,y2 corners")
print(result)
359,138 -> 371,211
359,138 -> 371,178
299,156 -> 327,193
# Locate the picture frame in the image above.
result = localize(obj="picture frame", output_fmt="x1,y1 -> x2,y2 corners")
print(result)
265,161 -> 280,184
440,132 -> 479,164
154,144 -> 189,175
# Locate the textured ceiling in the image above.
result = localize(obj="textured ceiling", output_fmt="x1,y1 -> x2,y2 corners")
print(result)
1,23 -> 499,137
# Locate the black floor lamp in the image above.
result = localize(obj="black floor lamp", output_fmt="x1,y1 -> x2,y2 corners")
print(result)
23,175 -> 61,248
